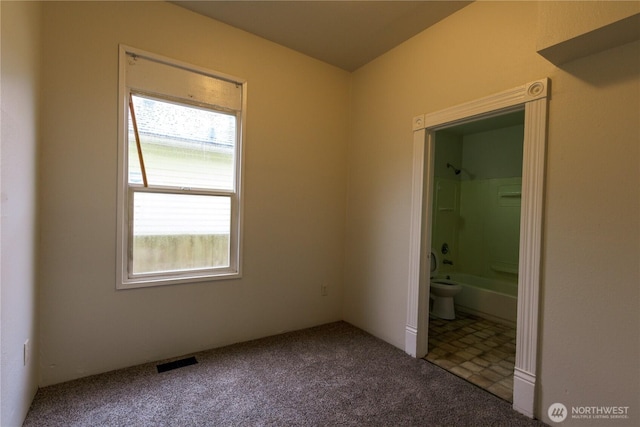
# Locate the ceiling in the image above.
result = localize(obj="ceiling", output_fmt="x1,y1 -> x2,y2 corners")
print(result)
173,1 -> 471,71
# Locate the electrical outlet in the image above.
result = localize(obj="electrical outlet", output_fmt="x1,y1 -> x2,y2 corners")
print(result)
24,339 -> 31,366
321,283 -> 328,296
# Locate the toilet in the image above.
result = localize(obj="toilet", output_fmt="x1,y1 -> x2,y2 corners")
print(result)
430,249 -> 462,320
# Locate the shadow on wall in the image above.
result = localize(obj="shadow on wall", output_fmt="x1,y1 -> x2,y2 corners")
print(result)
557,39 -> 640,87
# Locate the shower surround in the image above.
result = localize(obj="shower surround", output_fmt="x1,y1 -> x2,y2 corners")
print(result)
432,176 -> 521,324
432,122 -> 524,324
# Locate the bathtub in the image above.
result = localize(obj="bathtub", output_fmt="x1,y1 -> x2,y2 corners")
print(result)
433,272 -> 517,324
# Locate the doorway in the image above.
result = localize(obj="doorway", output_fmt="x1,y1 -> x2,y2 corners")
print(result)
426,111 -> 524,402
405,79 -> 549,418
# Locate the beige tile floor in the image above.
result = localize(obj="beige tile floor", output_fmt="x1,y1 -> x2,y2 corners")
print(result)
424,311 -> 516,402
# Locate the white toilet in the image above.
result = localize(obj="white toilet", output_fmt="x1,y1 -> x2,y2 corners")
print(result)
430,249 -> 462,320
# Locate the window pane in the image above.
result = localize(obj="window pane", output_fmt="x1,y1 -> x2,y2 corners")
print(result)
131,192 -> 231,275
128,94 -> 236,190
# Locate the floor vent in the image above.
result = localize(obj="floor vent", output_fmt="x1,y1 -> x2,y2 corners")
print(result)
157,356 -> 198,373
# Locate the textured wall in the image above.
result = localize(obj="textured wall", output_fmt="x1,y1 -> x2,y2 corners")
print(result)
346,0 -> 548,351
38,1 -> 350,386
346,1 -> 638,423
0,2 -> 41,425
537,1 -> 639,52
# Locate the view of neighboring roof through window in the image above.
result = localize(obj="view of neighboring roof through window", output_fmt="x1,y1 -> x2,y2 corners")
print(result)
128,94 -> 237,189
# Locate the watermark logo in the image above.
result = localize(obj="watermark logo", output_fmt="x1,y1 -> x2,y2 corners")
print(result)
548,403 -> 568,423
548,402 -> 631,423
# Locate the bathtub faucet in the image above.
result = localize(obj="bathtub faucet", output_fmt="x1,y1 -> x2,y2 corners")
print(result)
443,259 -> 453,265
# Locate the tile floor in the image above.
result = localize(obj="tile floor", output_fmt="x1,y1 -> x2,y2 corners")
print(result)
424,311 -> 516,402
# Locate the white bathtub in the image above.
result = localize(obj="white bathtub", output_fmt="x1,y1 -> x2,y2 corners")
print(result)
433,272 -> 517,324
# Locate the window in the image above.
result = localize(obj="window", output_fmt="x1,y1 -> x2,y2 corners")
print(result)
117,46 -> 245,288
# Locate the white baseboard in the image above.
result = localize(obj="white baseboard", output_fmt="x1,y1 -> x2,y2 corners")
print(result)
405,325 -> 418,357
513,367 -> 536,418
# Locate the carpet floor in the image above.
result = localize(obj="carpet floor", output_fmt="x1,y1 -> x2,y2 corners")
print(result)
23,322 -> 546,426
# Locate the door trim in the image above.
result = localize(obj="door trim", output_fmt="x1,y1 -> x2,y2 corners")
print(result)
406,79 -> 549,418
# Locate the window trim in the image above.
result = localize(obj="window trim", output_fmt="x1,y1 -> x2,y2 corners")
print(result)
116,45 -> 246,289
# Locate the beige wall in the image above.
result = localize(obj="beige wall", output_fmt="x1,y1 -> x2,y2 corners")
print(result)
539,39 -> 639,424
346,0 -> 549,348
38,1 -> 349,386
0,2 -> 41,425
346,1 -> 638,424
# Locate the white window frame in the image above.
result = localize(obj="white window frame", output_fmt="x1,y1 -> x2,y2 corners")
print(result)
116,45 -> 246,289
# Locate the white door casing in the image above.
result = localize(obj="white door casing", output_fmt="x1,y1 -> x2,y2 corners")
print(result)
406,79 -> 549,418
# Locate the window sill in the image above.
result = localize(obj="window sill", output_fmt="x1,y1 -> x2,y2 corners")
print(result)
117,270 -> 241,290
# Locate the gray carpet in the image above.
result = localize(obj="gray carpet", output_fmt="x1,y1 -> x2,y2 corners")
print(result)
24,322 -> 546,426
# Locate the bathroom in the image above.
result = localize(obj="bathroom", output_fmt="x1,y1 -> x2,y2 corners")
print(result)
425,110 -> 524,402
